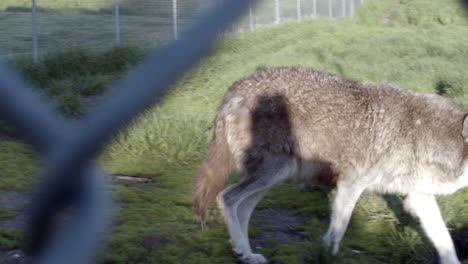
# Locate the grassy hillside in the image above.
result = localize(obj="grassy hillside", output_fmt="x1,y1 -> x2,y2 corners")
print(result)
1,0 -> 468,263
357,0 -> 468,26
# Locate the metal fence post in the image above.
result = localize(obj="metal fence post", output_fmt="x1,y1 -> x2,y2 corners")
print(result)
173,0 -> 178,40
275,0 -> 280,24
328,0 -> 333,18
341,0 -> 346,17
114,0 -> 121,46
249,3 -> 255,31
297,0 -> 301,21
31,0 -> 38,63
313,0 -> 317,17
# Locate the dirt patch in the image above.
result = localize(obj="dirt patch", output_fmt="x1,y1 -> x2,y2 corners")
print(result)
0,191 -> 29,264
0,191 -> 29,211
0,249 -> 31,264
110,174 -> 152,183
251,208 -> 307,250
0,132 -> 14,142
0,191 -> 29,230
0,214 -> 26,230
142,231 -> 170,251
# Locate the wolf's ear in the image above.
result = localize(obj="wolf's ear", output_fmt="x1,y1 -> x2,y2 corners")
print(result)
463,114 -> 468,140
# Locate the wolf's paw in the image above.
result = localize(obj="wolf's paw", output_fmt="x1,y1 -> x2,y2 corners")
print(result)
240,253 -> 268,264
322,234 -> 340,255
230,241 -> 247,256
439,254 -> 460,264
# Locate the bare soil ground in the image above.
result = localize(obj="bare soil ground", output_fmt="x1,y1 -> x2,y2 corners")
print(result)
0,191 -> 30,264
252,208 -> 307,250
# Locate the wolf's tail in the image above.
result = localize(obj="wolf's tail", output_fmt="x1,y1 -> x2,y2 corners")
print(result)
193,119 -> 234,227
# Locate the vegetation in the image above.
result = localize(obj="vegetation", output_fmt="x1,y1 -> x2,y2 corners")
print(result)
0,142 -> 38,191
357,0 -> 468,26
0,209 -> 16,220
0,0 -> 211,16
1,0 -> 468,263
12,46 -> 145,117
0,228 -> 23,250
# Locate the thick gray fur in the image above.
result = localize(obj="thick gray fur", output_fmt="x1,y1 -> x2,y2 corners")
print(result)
194,67 -> 468,264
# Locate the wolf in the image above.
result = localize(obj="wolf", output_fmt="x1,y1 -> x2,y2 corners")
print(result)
193,67 -> 468,264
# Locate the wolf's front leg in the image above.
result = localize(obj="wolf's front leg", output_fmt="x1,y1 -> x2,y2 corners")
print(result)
404,192 -> 460,264
323,182 -> 365,254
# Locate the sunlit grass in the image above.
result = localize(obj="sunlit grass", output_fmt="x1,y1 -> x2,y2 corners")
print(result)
0,0 -> 468,262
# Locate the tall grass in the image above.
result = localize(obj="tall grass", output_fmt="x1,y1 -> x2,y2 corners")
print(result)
1,0 -> 468,262
357,0 -> 468,26
11,46 -> 144,116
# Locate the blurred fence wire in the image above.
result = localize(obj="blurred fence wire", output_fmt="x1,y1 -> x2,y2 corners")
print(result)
0,0 -> 467,263
0,0 -> 254,263
0,0 -> 364,60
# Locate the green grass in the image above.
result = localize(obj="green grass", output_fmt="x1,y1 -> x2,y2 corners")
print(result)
1,0 -> 468,262
0,10 -> 176,57
0,209 -> 16,220
11,46 -> 145,117
357,0 -> 468,26
0,228 -> 23,250
0,142 -> 38,191
0,0 -> 111,12
0,0 -> 210,16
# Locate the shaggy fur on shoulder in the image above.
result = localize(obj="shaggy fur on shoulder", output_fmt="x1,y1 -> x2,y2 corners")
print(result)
194,67 -> 468,264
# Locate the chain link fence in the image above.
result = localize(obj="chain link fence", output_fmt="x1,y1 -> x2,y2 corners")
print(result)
0,0 -> 364,61
0,0 -> 255,263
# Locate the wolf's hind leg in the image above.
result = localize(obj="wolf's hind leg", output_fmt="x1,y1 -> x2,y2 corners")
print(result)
237,189 -> 269,243
404,192 -> 460,264
218,157 -> 293,264
323,182 -> 364,254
